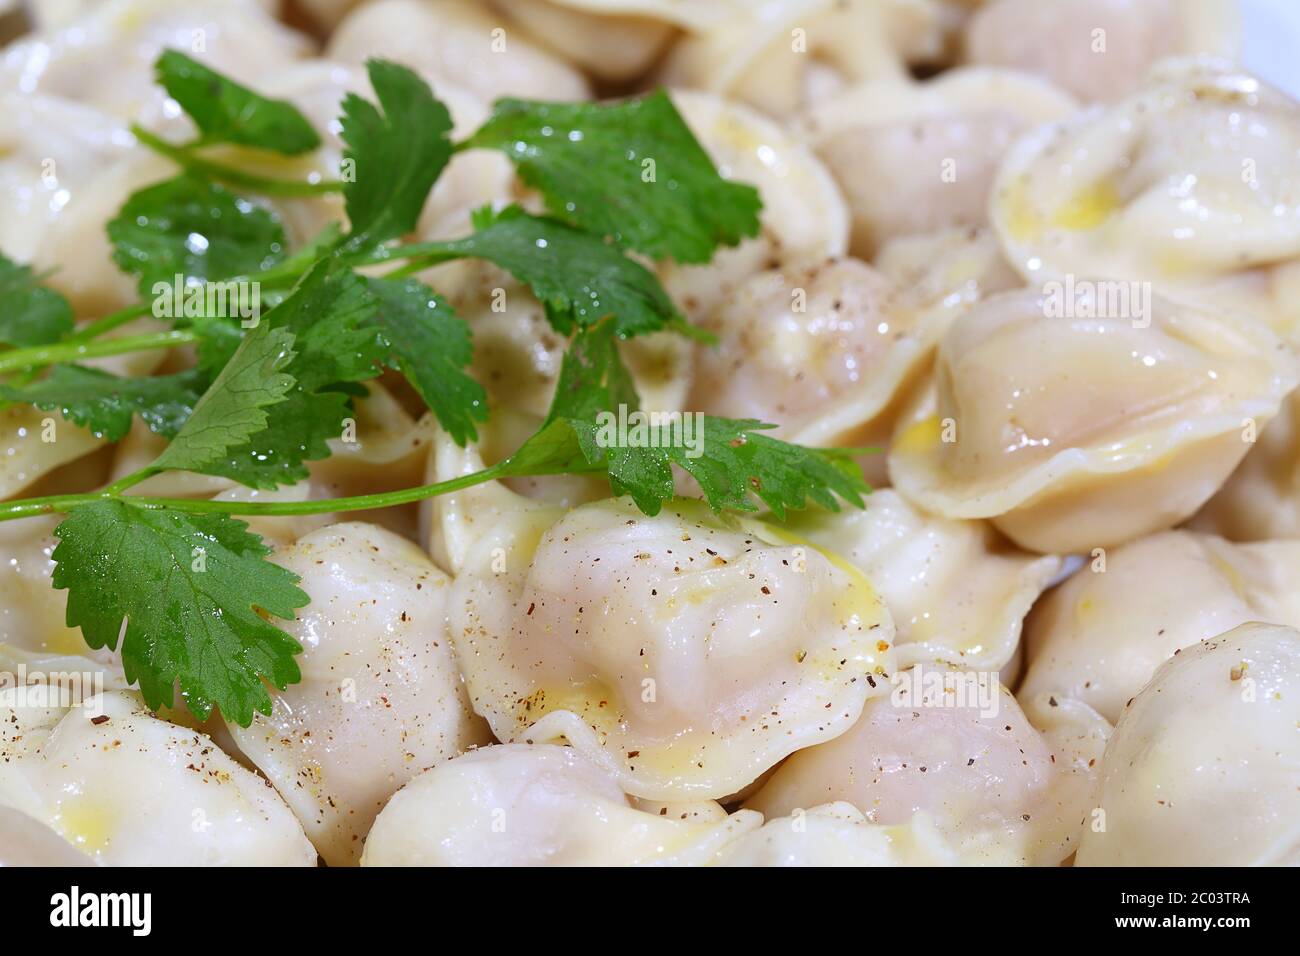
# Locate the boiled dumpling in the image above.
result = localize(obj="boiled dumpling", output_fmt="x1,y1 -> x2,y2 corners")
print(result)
964,0 -> 1239,102
0,806 -> 97,866
715,802 -> 957,866
744,668 -> 1081,864
872,225 -> 1023,337
328,0 -> 590,103
1020,530 -> 1300,725
225,522 -> 490,866
0,518 -> 99,658
0,406 -> 107,502
687,259 -> 935,485
1076,623 -> 1300,866
361,743 -> 762,866
658,90 -> 850,325
0,93 -> 171,316
888,288 -> 1299,553
0,0 -> 311,121
991,60 -> 1300,340
0,690 -> 316,865
443,490 -> 895,800
660,0 -> 946,117
1192,390 -> 1300,541
485,0 -> 677,81
798,67 -> 1076,255
779,490 -> 1062,672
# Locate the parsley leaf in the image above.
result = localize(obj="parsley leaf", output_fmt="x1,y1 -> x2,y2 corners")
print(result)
365,276 -> 487,445
340,59 -> 453,250
413,206 -> 687,337
51,501 -> 307,725
153,322 -> 297,475
465,90 -> 762,264
173,262 -> 385,489
155,50 -> 321,155
0,365 -> 204,441
108,175 -> 288,296
0,253 -> 74,347
503,323 -> 870,517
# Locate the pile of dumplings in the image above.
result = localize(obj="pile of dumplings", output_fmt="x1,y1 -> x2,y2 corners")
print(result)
1,0 -> 1298,867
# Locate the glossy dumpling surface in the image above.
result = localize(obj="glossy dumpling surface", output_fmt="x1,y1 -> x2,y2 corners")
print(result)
1076,623 -> 1300,866
800,67 -> 1076,255
0,691 -> 316,866
714,802 -> 958,867
361,743 -> 761,866
227,522 -> 490,866
781,490 -> 1061,672
889,288 -> 1299,553
1021,530 -> 1300,724
991,60 -> 1300,338
447,495 -> 895,800
744,670 -> 1074,864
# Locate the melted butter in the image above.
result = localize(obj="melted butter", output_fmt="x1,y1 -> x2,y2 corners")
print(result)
517,681 -> 622,734
1075,596 -> 1098,628
53,796 -> 113,854
894,416 -> 942,455
1002,181 -> 1044,242
1209,552 -> 1247,599
1050,181 -> 1120,231
741,515 -> 891,676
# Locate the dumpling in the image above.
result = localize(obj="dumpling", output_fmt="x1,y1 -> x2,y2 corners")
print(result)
965,0 -> 1240,102
0,93 -> 171,316
888,288 -> 1299,553
0,517 -> 95,658
0,406 -> 107,502
0,690 -> 317,865
0,0 -> 311,121
225,522 -> 490,866
780,490 -> 1062,672
1192,390 -> 1300,541
328,0 -> 590,103
687,259 -> 931,485
0,806 -> 97,866
798,67 -> 1076,255
660,0 -> 946,117
872,225 -> 1023,336
484,0 -> 677,81
361,743 -> 762,866
1076,623 -> 1300,866
658,90 -> 850,325
715,802 -> 958,866
1020,530 -> 1300,725
687,241 -> 1020,487
443,490 -> 895,800
744,668 -> 1084,864
990,60 -> 1300,340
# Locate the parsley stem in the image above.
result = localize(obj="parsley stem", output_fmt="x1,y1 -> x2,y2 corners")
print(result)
130,125 -> 345,198
72,301 -> 155,342
0,329 -> 198,373
0,463 -> 512,523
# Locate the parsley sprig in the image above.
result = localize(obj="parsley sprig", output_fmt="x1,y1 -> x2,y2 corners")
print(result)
0,52 -> 869,724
